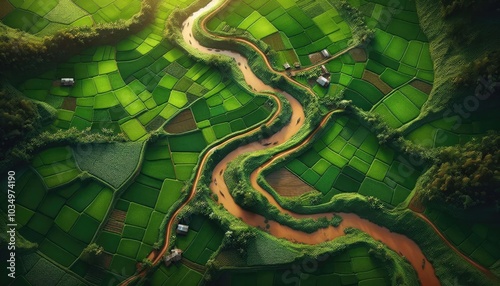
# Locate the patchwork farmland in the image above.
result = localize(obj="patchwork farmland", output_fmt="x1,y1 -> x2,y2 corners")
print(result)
284,114 -> 421,206
0,0 -> 141,35
1,0 -> 499,286
207,0 -> 352,68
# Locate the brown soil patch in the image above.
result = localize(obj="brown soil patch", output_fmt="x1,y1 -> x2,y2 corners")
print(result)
409,195 -> 426,213
411,79 -> 433,95
349,48 -> 367,62
61,97 -> 76,111
265,168 -> 314,197
307,78 -> 317,87
164,109 -> 197,133
262,32 -> 285,50
362,70 -> 392,94
110,209 -> 126,221
0,0 -> 14,19
308,52 -> 324,65
103,209 -> 126,234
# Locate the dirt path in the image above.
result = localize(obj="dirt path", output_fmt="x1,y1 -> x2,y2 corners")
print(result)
120,0 -> 483,285
409,197 -> 498,280
185,1 -> 440,285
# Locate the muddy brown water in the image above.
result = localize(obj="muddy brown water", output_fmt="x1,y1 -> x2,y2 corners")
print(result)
182,1 -> 439,284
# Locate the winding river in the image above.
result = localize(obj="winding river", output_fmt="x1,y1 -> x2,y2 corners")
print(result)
180,0 -> 440,285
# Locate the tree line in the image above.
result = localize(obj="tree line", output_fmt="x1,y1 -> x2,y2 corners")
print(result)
0,0 -> 159,77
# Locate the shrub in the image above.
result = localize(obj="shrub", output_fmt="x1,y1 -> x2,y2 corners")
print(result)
0,88 -> 40,157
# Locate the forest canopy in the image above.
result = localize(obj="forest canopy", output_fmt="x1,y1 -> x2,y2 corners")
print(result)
422,134 -> 500,210
0,89 -> 39,157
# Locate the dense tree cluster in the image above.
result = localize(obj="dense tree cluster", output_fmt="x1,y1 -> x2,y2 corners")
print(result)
0,89 -> 39,156
81,243 -> 104,263
453,52 -> 500,85
336,0 -> 375,46
1,127 -> 126,172
423,134 -> 500,209
440,0 -> 500,18
221,229 -> 256,257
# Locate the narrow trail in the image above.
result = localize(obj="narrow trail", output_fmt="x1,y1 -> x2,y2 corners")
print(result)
196,0 -> 357,99
183,1 -> 439,285
120,0 -> 492,285
409,197 -> 498,280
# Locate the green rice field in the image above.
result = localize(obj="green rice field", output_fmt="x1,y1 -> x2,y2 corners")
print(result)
290,0 -> 435,129
0,0 -> 141,35
424,208 -> 500,268
211,244 -> 390,286
2,0 -> 498,285
31,146 -> 81,188
284,114 -> 422,206
0,169 -> 113,269
175,214 -> 224,265
208,0 -> 352,67
405,107 -> 500,147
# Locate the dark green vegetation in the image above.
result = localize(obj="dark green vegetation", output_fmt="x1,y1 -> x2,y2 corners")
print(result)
424,207 -> 500,273
0,87 -> 43,156
1,0 -> 499,285
72,141 -> 145,189
212,244 -> 391,286
284,114 -> 422,206
420,134 -> 499,209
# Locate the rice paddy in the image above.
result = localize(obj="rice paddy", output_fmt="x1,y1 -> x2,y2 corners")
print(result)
425,208 -> 500,269
405,107 -> 500,147
0,0 -> 140,35
3,0 -> 497,285
2,169 -> 113,269
211,245 -> 390,286
208,0 -> 352,67
284,114 -> 422,206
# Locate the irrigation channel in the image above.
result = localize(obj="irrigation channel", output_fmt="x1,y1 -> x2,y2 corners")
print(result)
122,0 -> 441,285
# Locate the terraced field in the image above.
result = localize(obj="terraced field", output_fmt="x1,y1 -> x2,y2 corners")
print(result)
207,0 -> 352,68
148,263 -> 204,286
176,215 -> 225,265
406,107 -> 500,147
0,0 -> 141,35
1,0 -> 275,284
1,169 -> 113,269
16,0 -> 273,143
2,0 -> 499,286
212,245 -> 390,286
424,208 -> 500,269
278,0 -> 435,129
94,134 -> 206,277
31,146 -> 81,188
283,114 -> 421,206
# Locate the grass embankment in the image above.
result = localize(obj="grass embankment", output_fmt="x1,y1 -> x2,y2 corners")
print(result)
403,0 -> 500,133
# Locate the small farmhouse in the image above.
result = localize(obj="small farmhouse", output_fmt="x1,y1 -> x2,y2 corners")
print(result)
283,62 -> 291,70
164,248 -> 183,266
61,78 -> 75,86
321,49 -> 330,58
317,76 -> 330,87
176,224 -> 189,235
